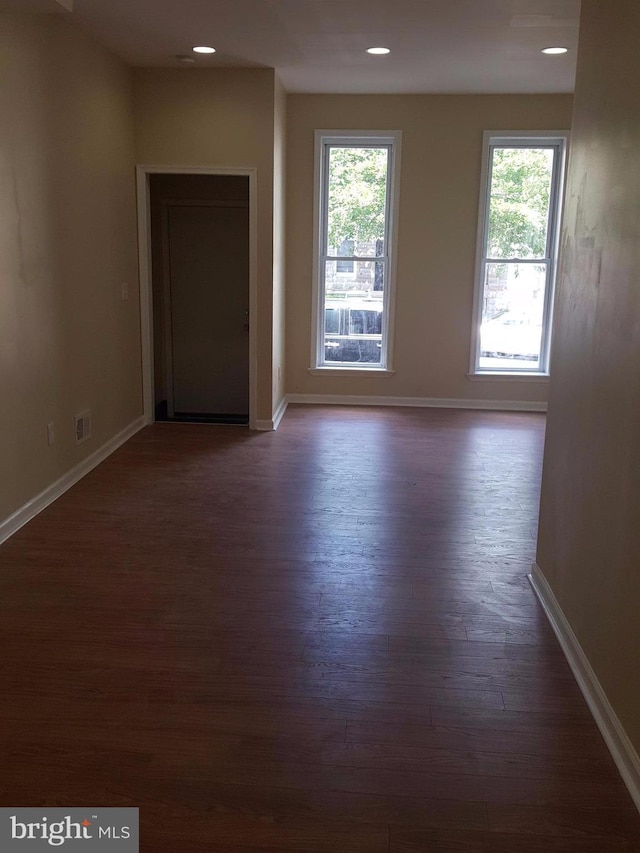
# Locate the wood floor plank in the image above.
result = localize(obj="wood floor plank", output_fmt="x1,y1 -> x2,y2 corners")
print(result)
390,827 -> 639,852
0,406 -> 637,851
488,803 -> 640,840
346,720 -> 621,761
103,778 -> 490,833
302,645 -> 577,682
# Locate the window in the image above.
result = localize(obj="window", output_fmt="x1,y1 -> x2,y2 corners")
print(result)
336,239 -> 354,273
312,131 -> 401,370
470,131 -> 568,375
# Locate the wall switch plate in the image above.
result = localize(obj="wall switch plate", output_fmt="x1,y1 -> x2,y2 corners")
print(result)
47,422 -> 55,446
121,282 -> 129,301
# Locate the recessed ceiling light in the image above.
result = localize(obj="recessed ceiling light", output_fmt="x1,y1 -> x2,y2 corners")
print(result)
193,46 -> 216,54
366,47 -> 390,55
541,47 -> 568,54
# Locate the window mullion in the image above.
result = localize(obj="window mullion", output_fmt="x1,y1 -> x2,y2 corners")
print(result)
324,256 -> 389,263
484,257 -> 551,264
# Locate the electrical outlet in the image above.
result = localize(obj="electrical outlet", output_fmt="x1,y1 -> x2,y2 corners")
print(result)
74,410 -> 92,445
277,364 -> 282,382
47,422 -> 55,446
121,282 -> 129,301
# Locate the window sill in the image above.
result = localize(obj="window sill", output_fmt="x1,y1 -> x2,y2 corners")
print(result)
309,367 -> 396,377
467,372 -> 549,382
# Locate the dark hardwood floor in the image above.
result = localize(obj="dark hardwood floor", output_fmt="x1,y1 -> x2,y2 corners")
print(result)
1,405 -> 639,851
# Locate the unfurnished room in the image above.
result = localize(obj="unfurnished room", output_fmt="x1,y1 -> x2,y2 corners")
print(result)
1,0 -> 639,850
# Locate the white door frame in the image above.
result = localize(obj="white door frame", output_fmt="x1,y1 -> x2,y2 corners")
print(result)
136,164 -> 258,429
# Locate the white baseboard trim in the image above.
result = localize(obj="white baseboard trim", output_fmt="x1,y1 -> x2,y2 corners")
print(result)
254,397 -> 289,432
272,396 -> 288,430
529,563 -> 640,813
286,393 -> 547,412
0,416 -> 146,547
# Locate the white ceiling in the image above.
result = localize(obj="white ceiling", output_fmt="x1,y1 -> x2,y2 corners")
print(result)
11,0 -> 581,94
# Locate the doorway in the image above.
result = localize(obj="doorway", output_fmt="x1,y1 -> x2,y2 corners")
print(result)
137,167 -> 258,428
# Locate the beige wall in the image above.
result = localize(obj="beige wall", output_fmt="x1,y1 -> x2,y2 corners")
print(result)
133,68 -> 277,423
537,0 -> 640,752
0,13 -> 141,522
286,94 -> 572,402
272,74 -> 287,414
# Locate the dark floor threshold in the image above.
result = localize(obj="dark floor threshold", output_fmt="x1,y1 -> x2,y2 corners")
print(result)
158,413 -> 249,426
155,400 -> 248,426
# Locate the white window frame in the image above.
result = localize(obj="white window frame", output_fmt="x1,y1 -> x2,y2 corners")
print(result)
469,130 -> 569,378
310,130 -> 402,374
